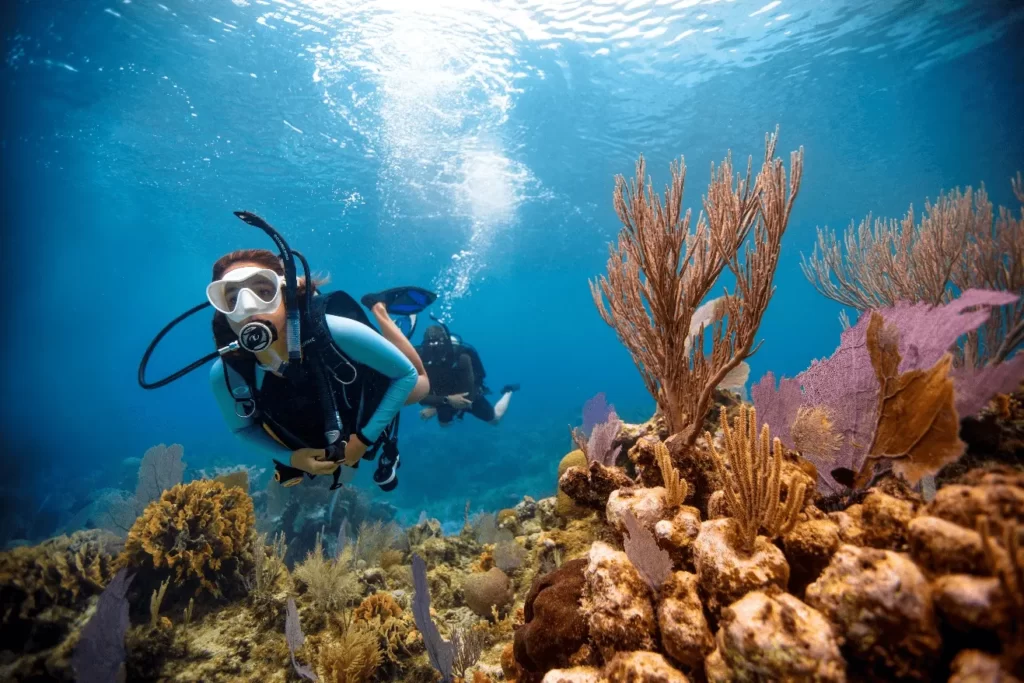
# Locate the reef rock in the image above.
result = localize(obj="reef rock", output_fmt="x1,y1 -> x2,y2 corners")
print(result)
783,518 -> 841,597
932,574 -> 1008,633
828,508 -> 865,546
925,472 -> 1024,540
947,649 -> 1023,683
857,490 -> 917,551
691,518 -> 789,620
561,462 -> 637,511
580,542 -> 657,658
907,515 -> 987,576
654,506 -> 702,570
537,496 -> 562,530
516,496 -> 539,521
407,517 -> 443,547
706,491 -> 728,520
541,668 -> 603,683
805,544 -> 942,681
604,651 -> 689,682
656,571 -> 713,670
417,535 -> 457,566
705,590 -> 846,683
606,486 -> 668,535
514,558 -> 590,673
463,567 -> 513,619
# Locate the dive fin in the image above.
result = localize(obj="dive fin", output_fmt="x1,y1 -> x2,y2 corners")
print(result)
361,287 -> 437,316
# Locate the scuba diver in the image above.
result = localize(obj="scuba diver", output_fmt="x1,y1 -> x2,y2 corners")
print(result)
138,211 -> 437,492
416,323 -> 519,426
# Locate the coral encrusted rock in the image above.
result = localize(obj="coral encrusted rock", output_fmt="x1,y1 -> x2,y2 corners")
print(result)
704,590 -> 846,683
604,651 -> 689,682
782,518 -> 841,597
606,487 -> 668,535
654,506 -> 702,571
656,571 -> 713,670
931,573 -> 1009,634
857,490 -> 917,551
691,518 -> 789,620
805,544 -> 942,681
580,542 -> 657,659
907,515 -> 987,576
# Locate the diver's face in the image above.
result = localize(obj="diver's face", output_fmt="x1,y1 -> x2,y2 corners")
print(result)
221,262 -> 286,335
422,337 -> 449,365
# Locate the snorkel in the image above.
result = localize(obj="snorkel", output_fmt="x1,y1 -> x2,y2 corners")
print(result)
231,212 -> 304,370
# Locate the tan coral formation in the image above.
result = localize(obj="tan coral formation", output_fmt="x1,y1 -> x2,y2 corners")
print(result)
691,518 -> 789,620
805,544 -> 942,681
580,542 -> 658,659
656,571 -> 713,670
705,590 -> 846,682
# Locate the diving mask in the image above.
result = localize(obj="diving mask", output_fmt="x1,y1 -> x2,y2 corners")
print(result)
206,267 -> 283,323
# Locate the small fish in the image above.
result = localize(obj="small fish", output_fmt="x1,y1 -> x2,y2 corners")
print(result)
830,467 -> 856,489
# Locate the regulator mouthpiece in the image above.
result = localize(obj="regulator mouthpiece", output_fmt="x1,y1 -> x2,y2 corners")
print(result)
238,320 -> 276,352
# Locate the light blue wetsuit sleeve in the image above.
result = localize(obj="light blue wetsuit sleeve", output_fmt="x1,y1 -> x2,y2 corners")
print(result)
326,314 -> 417,443
209,358 -> 289,457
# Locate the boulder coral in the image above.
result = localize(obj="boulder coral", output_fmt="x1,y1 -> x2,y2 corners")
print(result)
691,518 -> 789,620
782,517 -> 841,597
463,567 -> 514,619
656,571 -> 713,670
580,542 -> 658,659
705,590 -> 846,682
118,479 -> 256,600
805,544 -> 942,681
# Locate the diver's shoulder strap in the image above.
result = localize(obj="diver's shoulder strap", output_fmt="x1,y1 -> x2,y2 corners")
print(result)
221,356 -> 260,416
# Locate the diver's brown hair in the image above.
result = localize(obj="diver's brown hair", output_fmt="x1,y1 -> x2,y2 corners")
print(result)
211,248 -> 329,350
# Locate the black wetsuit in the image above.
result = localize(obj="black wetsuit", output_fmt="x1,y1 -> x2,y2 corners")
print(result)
419,347 -> 495,424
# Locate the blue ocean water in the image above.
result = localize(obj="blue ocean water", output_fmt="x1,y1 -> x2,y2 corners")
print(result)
2,0 -> 1022,540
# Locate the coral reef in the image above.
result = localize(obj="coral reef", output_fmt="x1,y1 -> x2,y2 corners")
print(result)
3,138 -> 1021,683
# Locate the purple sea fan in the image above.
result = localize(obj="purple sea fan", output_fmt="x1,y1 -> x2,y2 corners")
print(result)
582,392 -> 616,436
622,511 -> 672,592
285,598 -> 317,681
586,411 -> 623,466
753,289 -> 1021,493
412,554 -> 455,682
72,568 -> 134,683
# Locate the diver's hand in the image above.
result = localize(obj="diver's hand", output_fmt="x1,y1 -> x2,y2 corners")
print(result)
447,393 -> 472,410
290,448 -> 339,476
420,407 -> 437,420
342,439 -> 367,467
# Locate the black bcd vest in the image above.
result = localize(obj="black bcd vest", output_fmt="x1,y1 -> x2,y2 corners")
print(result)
221,291 -> 398,454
